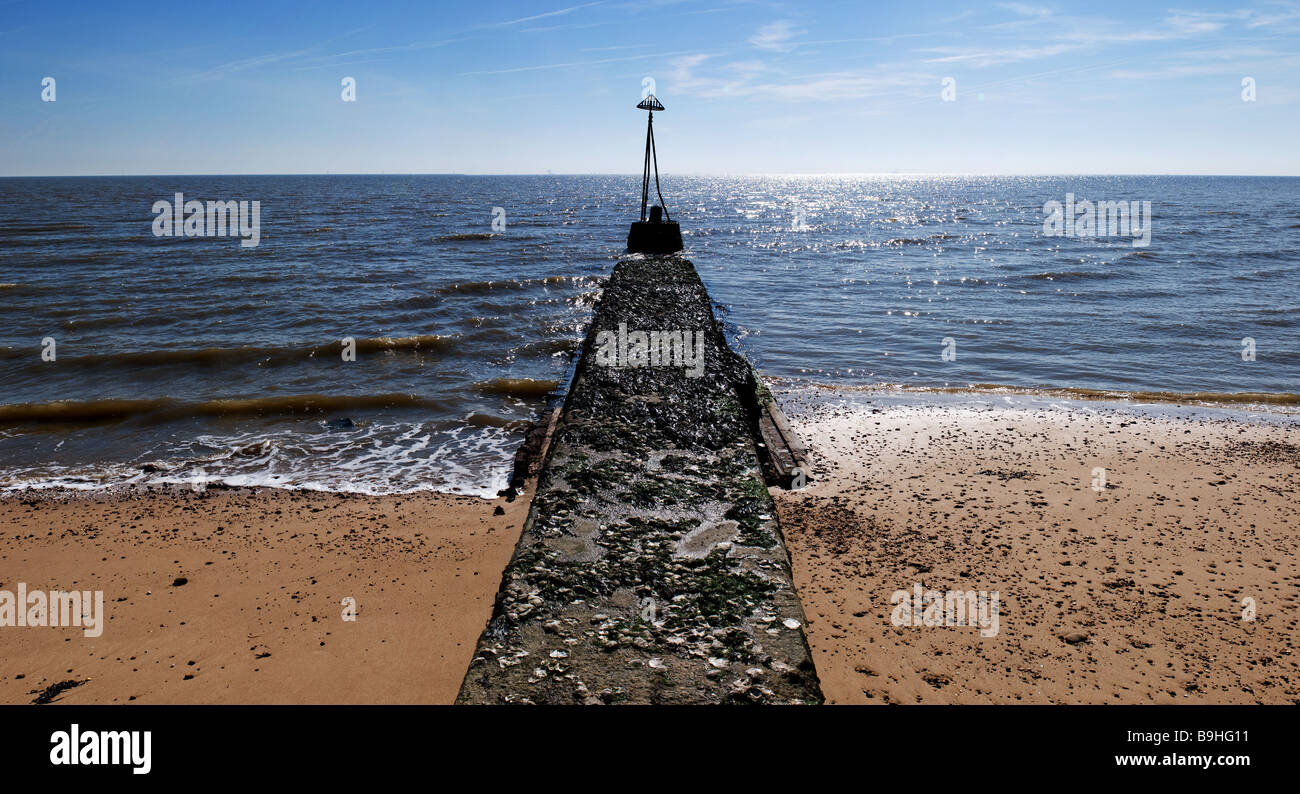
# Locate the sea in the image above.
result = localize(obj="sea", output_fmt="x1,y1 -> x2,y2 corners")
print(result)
2,174 -> 1297,496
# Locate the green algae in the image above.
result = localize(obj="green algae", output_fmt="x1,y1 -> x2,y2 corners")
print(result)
457,253 -> 821,704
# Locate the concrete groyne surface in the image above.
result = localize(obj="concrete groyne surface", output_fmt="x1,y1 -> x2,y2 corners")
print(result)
457,254 -> 822,704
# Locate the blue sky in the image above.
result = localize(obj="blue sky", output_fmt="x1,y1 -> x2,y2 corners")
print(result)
2,0 -> 1298,175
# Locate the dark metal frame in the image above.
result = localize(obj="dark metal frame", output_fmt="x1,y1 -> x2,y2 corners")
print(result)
637,95 -> 670,222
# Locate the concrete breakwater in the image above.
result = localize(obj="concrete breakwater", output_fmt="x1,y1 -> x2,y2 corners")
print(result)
457,254 -> 822,704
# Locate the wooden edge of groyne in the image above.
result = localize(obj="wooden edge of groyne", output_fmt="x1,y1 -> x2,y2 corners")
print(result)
758,397 -> 812,488
457,252 -> 822,704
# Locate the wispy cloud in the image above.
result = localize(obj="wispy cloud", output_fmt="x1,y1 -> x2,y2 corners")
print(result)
172,26 -> 380,82
750,20 -> 803,52
670,53 -> 715,89
180,47 -> 319,82
997,2 -> 1051,17
579,43 -> 656,52
486,2 -> 605,28
1166,10 -> 1236,34
919,3 -> 1289,69
523,22 -> 605,33
461,50 -> 701,76
315,38 -> 464,60
672,50 -> 930,102
922,43 -> 1075,66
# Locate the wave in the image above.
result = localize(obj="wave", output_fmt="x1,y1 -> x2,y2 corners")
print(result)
464,412 -> 530,429
1236,249 -> 1297,262
349,335 -> 453,354
1024,270 -> 1119,282
884,233 -> 958,246
965,384 -> 1300,407
0,417 -> 524,498
435,275 -> 599,296
4,335 -> 457,368
472,377 -> 558,398
776,379 -> 1300,408
513,338 -> 581,357
0,398 -> 169,424
385,276 -> 602,310
436,232 -> 496,242
0,222 -> 97,234
57,301 -> 289,331
0,393 -> 447,426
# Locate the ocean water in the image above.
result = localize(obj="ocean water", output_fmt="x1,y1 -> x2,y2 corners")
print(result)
1,175 -> 1297,495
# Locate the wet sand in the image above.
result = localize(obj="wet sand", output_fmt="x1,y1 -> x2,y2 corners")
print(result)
773,397 -> 1300,704
0,486 -> 526,704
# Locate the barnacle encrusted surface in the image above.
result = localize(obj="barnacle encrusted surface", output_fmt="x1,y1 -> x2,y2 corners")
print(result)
457,254 -> 821,704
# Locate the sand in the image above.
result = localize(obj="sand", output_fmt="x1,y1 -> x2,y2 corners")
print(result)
5,395 -> 1298,706
772,397 -> 1300,704
0,486 -> 526,704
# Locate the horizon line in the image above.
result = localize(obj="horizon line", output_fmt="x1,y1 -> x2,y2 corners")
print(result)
3,171 -> 1300,178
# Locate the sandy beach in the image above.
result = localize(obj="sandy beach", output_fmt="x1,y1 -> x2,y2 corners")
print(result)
0,486 -> 526,704
5,394 -> 1298,706
772,395 -> 1300,704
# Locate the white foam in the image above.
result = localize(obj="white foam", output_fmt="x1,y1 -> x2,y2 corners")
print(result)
0,419 -> 520,499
